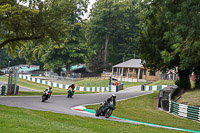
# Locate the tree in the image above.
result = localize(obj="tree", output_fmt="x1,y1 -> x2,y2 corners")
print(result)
137,0 -> 200,90
87,0 -> 139,71
19,0 -> 89,75
0,0 -> 75,52
0,49 -> 26,68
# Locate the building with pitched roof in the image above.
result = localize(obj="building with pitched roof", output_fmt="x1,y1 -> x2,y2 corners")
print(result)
102,59 -> 159,82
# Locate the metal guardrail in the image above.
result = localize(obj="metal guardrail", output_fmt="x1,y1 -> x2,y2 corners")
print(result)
169,101 -> 200,121
0,85 -> 19,95
168,87 -> 200,122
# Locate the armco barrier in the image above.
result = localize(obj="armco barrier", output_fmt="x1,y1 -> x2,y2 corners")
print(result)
1,85 -> 6,95
143,84 -> 200,122
169,101 -> 200,121
18,74 -> 112,92
143,85 -> 169,91
167,86 -> 200,122
0,85 -> 19,95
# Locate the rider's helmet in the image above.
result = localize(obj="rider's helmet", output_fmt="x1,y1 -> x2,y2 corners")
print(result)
111,94 -> 116,100
71,83 -> 75,88
49,86 -> 52,91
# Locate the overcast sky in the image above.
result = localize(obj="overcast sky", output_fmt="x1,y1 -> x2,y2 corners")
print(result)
83,0 -> 96,19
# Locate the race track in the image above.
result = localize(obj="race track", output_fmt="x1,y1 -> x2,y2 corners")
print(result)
0,85 -> 150,118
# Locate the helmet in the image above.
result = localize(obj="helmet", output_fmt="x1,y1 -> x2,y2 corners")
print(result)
49,86 -> 52,89
112,94 -> 116,98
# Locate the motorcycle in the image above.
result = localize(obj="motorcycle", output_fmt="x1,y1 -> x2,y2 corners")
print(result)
41,90 -> 52,102
67,88 -> 74,98
95,101 -> 116,118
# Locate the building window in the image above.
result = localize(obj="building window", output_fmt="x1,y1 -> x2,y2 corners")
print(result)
149,70 -> 155,76
144,70 -> 146,75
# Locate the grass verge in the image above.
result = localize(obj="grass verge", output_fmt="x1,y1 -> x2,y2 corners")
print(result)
176,89 -> 200,106
45,77 -> 146,88
86,92 -> 200,131
0,104 -> 182,133
148,80 -> 175,86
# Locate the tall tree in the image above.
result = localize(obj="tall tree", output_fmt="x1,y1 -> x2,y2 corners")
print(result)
19,0 -> 89,75
87,0 -> 139,71
138,0 -> 200,90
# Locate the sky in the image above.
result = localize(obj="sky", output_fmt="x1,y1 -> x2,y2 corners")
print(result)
18,0 -> 96,19
83,0 -> 96,19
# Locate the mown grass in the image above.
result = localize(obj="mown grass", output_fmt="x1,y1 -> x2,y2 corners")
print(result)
0,76 -> 95,95
177,89 -> 200,106
86,92 -> 200,131
47,77 -> 146,88
148,80 -> 175,86
0,104 -> 183,133
0,76 -> 146,89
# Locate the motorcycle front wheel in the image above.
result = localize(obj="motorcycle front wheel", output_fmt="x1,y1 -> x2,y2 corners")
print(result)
105,109 -> 112,118
41,95 -> 46,102
95,108 -> 101,117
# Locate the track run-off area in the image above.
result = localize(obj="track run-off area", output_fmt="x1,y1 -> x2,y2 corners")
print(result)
0,85 -> 199,133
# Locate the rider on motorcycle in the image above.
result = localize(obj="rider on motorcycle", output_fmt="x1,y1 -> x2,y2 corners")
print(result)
95,94 -> 116,118
106,94 -> 116,106
68,83 -> 75,94
44,86 -> 52,96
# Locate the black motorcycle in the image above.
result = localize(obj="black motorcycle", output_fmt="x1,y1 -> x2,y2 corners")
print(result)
67,88 -> 74,98
41,91 -> 52,102
95,101 -> 116,118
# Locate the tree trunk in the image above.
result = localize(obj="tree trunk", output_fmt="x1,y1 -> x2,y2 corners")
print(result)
104,34 -> 109,69
66,62 -> 70,76
178,69 -> 191,90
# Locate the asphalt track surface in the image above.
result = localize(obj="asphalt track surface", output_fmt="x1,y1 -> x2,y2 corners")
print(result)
0,85 -> 150,118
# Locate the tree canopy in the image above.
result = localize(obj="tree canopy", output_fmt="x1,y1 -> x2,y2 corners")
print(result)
0,0 -> 75,53
87,0 -> 139,72
18,0 -> 89,75
137,0 -> 200,90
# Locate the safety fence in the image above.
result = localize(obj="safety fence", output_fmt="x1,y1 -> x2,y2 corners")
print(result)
0,85 -> 19,95
142,84 -> 200,122
170,101 -> 200,121
18,74 -> 114,92
143,85 -> 169,91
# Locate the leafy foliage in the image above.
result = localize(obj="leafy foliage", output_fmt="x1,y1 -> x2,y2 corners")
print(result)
18,0 -> 89,75
87,0 -> 139,71
137,0 -> 200,90
0,0 -> 75,53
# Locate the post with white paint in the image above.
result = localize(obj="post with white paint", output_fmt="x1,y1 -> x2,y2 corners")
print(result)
14,65 -> 21,95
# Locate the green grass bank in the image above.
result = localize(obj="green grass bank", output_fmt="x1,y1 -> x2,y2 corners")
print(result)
86,92 -> 200,131
0,104 -> 182,133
